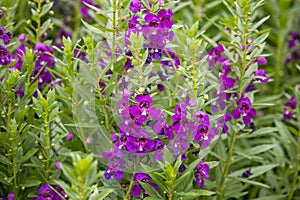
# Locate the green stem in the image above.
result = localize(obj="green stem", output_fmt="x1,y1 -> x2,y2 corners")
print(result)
217,130 -> 237,200
35,0 -> 42,44
287,123 -> 300,199
274,29 -> 283,94
97,85 -> 111,134
44,112 -> 51,182
124,172 -> 135,200
72,1 -> 81,42
112,0 -> 117,68
218,11 -> 249,200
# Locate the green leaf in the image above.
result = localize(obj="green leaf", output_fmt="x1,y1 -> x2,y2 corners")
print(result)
228,177 -> 270,188
96,188 -> 114,200
139,182 -> 163,199
82,20 -> 106,38
177,189 -> 215,197
20,178 -> 41,187
20,148 -> 39,163
229,164 -> 278,179
41,2 -> 53,16
250,15 -> 270,32
0,154 -> 10,165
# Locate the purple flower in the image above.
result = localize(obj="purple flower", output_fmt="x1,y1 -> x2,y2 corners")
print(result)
136,94 -> 152,115
66,132 -> 73,141
161,49 -> 180,68
157,9 -> 173,29
32,184 -> 68,200
193,110 -> 210,124
207,44 -> 226,67
145,13 -> 160,28
0,27 -> 12,45
0,45 -> 11,65
283,96 -> 297,120
254,69 -> 269,82
232,97 -> 256,126
255,57 -> 267,65
129,0 -> 141,13
104,158 -> 124,180
3,193 -> 15,200
132,172 -> 158,197
55,161 -> 62,169
194,158 -> 210,189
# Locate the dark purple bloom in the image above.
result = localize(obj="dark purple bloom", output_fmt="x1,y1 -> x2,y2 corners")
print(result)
254,69 -> 269,82
132,172 -> 158,197
0,27 -> 12,45
157,9 -> 174,29
283,96 -> 297,120
161,49 -> 180,68
207,44 -> 226,67
129,0 -> 141,13
194,158 -> 210,189
136,94 -> 152,115
241,169 -> 252,178
232,97 -> 256,126
0,45 -> 10,65
157,84 -> 164,92
145,13 -> 160,28
32,184 -> 68,200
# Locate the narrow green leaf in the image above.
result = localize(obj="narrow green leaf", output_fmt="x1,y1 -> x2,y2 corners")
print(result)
250,16 -> 270,32
20,148 -> 39,163
20,178 -> 41,187
177,189 -> 215,197
228,177 -> 270,188
139,182 -> 163,199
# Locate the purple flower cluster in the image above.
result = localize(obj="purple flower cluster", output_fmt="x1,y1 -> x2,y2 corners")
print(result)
283,96 -> 297,120
209,44 -> 269,127
232,97 -> 256,126
286,31 -> 300,64
194,158 -> 210,189
0,27 -> 12,45
0,45 -> 10,65
193,111 -> 218,148
31,184 -> 68,200
131,172 -> 158,197
9,36 -> 57,97
0,26 -> 12,66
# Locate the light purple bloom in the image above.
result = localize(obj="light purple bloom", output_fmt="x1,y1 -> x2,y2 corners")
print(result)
66,132 -> 73,141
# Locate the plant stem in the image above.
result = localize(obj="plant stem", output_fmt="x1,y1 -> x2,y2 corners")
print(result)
97,84 -> 111,134
35,0 -> 42,44
217,130 -> 237,200
72,1 -> 81,42
44,111 -> 51,182
287,122 -> 300,199
124,172 -> 135,200
218,9 -> 249,200
112,0 -> 117,69
274,29 -> 283,94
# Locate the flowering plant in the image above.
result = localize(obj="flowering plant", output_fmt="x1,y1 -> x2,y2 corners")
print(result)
0,0 -> 299,199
